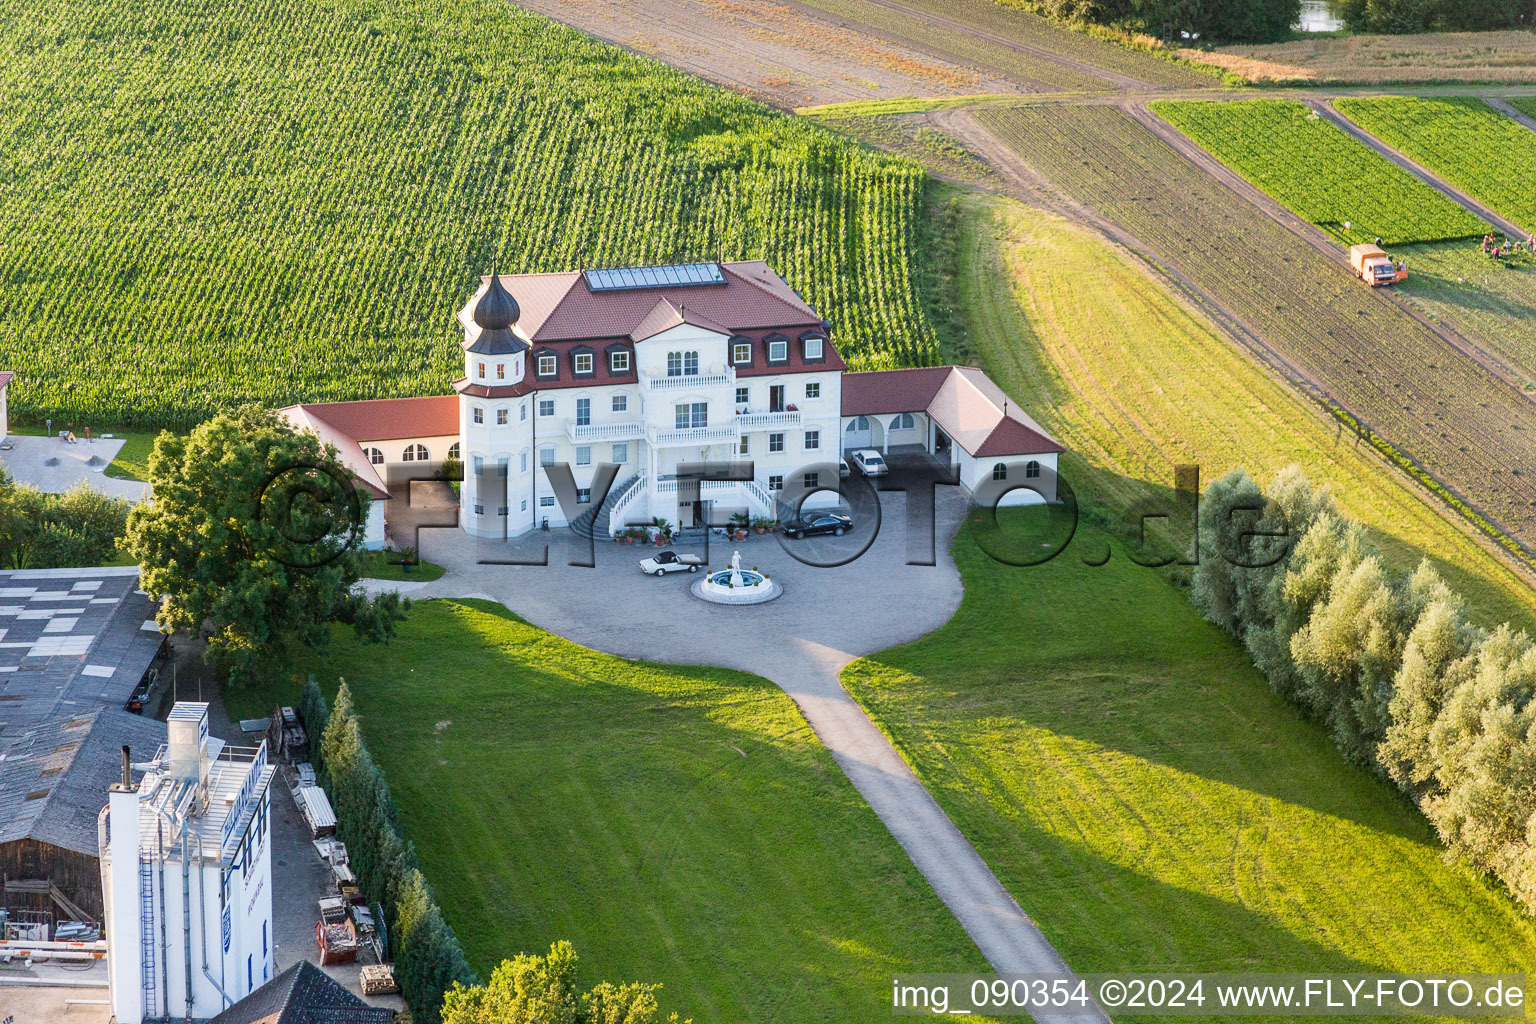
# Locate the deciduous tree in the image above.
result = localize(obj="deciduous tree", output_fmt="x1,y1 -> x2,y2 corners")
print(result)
125,405 -> 405,682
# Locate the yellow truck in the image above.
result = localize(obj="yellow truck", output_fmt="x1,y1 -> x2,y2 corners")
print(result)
1349,243 -> 1408,286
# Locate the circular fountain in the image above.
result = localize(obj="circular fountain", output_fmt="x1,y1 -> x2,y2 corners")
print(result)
690,549 -> 782,605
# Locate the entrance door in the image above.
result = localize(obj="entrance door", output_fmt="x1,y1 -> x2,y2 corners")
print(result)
769,385 -> 786,412
693,499 -> 706,528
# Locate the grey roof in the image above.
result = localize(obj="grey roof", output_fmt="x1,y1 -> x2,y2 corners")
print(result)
209,960 -> 394,1024
0,707 -> 164,855
0,567 -> 167,855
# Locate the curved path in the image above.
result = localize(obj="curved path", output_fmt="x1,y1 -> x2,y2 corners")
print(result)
371,484 -> 1108,1022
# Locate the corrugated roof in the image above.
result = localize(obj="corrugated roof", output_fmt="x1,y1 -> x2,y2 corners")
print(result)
0,708 -> 165,855
0,567 -> 166,856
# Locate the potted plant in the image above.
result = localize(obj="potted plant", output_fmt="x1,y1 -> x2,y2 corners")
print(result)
751,515 -> 772,535
399,546 -> 418,574
651,518 -> 672,546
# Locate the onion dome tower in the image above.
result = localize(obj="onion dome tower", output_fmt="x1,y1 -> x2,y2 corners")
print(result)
464,264 -> 527,356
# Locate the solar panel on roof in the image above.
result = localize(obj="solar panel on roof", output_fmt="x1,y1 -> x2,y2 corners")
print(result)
584,262 -> 725,292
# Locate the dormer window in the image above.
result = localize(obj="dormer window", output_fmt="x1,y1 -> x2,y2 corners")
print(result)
610,350 -> 630,373
574,352 -> 594,375
537,354 -> 557,377
803,336 -> 824,360
732,341 -> 751,364
768,339 -> 787,362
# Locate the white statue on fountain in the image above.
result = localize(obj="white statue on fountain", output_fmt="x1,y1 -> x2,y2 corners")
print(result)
728,549 -> 743,587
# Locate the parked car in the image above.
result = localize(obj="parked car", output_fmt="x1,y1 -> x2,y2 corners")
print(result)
782,512 -> 853,539
125,677 -> 154,714
639,550 -> 705,576
850,449 -> 888,476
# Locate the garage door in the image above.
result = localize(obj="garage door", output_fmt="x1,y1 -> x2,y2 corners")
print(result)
844,417 -> 870,448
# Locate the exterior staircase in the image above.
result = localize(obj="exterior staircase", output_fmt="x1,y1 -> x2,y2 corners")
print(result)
571,472 -> 645,539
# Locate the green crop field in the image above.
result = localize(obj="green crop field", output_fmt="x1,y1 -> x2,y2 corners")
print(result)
1335,97 -> 1536,234
975,103 -> 1536,556
1152,99 -> 1487,246
225,600 -> 989,1022
0,0 -> 936,431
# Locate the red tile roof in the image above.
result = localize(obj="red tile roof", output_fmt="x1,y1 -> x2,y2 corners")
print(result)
840,367 -> 951,416
282,395 -> 459,442
463,261 -> 824,343
842,366 -> 1062,458
0,371 -> 14,389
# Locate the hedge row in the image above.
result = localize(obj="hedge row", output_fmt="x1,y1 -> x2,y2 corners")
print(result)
1194,466 -> 1536,913
300,677 -> 477,1023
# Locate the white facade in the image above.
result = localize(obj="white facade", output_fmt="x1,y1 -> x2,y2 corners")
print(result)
101,703 -> 276,1024
459,322 -> 844,539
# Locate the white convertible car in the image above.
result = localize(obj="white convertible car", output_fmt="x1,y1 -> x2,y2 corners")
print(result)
638,550 -> 705,576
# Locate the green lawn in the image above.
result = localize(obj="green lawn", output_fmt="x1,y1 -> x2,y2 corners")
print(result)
359,548 -> 446,582
101,430 -> 164,482
226,599 -> 989,1022
842,517 -> 1536,982
942,187 -> 1536,631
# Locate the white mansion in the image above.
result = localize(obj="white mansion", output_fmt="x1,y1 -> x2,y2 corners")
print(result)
281,261 -> 1062,544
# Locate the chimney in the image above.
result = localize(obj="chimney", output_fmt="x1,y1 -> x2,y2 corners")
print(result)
120,745 -> 131,788
167,702 -> 211,804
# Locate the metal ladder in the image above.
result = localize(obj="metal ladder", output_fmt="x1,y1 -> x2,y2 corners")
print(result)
138,848 -> 157,1018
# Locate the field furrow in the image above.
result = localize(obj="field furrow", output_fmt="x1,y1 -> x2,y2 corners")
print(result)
975,104 -> 1536,551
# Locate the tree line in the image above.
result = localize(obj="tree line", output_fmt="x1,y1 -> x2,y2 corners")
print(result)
1337,0 -> 1532,33
1195,466 -> 1536,913
1025,0 -> 1529,43
0,470 -> 130,569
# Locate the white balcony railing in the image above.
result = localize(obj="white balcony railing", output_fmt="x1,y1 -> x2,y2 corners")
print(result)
567,420 -> 646,443
649,423 -> 740,447
640,369 -> 735,391
736,410 -> 802,430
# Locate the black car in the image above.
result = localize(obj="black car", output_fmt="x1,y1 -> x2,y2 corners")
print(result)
783,512 -> 852,539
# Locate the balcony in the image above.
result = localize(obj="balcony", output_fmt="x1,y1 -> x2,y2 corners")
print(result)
640,369 -> 735,391
648,423 -> 740,447
567,420 -> 646,443
736,410 -> 802,430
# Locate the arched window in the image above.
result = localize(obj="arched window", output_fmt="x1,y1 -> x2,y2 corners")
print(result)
846,416 -> 869,433
992,462 -> 1007,481
401,444 -> 429,462
447,442 -> 461,460
363,447 -> 384,465
1025,460 -> 1040,479
891,412 -> 915,430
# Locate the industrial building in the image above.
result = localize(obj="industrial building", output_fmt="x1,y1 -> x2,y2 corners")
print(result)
0,566 -> 167,930
101,701 -> 277,1023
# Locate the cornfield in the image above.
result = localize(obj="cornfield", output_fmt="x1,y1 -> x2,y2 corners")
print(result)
0,0 -> 939,429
